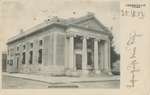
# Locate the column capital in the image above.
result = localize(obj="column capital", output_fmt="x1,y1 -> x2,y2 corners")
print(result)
91,38 -> 100,42
81,36 -> 89,40
66,33 -> 76,38
104,40 -> 110,43
94,38 -> 100,41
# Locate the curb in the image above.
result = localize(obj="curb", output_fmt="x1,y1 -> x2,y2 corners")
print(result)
3,74 -> 120,84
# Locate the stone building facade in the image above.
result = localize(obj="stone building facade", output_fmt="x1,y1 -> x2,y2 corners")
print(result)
7,13 -> 113,76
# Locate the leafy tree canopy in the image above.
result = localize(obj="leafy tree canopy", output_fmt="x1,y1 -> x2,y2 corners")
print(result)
110,36 -> 120,69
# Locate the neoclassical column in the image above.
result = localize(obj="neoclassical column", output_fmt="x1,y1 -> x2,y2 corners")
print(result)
104,40 -> 113,76
100,42 -> 104,70
104,40 -> 110,70
94,38 -> 100,74
69,34 -> 75,69
82,36 -> 89,74
108,40 -> 111,70
104,41 -> 108,70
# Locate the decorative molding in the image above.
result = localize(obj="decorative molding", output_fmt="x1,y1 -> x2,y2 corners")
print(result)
93,38 -> 100,41
104,40 -> 109,43
81,36 -> 89,40
76,19 -> 103,31
15,53 -> 20,56
67,24 -> 112,36
66,33 -> 76,38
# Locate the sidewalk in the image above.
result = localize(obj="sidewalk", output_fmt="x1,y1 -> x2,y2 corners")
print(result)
2,72 -> 120,84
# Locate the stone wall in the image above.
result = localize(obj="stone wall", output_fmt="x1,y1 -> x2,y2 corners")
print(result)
17,33 -> 56,75
33,39 -> 38,66
43,34 -> 54,66
19,66 -> 65,76
56,34 -> 65,66
7,25 -> 67,75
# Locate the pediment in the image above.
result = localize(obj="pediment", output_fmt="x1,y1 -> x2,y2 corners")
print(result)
74,18 -> 105,31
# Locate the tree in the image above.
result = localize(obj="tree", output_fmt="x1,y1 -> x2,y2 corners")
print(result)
110,36 -> 120,69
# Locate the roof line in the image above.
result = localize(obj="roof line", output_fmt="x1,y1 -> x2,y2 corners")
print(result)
7,23 -> 66,44
66,14 -> 94,25
7,13 -> 112,44
67,24 -> 112,36
7,17 -> 66,43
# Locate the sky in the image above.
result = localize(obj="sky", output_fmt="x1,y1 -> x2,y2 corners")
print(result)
1,0 -> 120,53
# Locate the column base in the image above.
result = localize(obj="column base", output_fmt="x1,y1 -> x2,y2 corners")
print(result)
94,70 -> 100,74
72,71 -> 79,77
102,69 -> 113,76
107,71 -> 113,76
79,70 -> 89,77
82,70 -> 89,74
65,69 -> 79,77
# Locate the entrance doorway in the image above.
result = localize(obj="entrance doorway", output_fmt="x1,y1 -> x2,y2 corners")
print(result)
76,54 -> 82,70
87,52 -> 92,65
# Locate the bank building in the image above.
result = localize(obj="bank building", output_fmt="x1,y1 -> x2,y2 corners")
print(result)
7,12 -> 113,77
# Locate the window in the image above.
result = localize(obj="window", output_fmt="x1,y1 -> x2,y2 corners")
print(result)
10,59 -> 13,66
74,38 -> 82,49
76,54 -> 82,70
7,60 -> 9,64
30,43 -> 33,48
39,40 -> 43,46
87,41 -> 92,49
8,50 -> 9,56
22,52 -> 25,64
23,45 -> 26,50
87,52 -> 92,65
17,47 -> 19,51
10,49 -> 13,56
38,49 -> 42,64
29,51 -> 33,64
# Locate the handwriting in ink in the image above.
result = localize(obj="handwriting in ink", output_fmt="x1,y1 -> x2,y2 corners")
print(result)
121,10 -> 146,19
126,31 -> 142,51
126,31 -> 142,89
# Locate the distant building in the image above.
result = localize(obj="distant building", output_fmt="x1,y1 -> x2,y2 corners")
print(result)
6,13 -> 113,76
2,51 -> 7,72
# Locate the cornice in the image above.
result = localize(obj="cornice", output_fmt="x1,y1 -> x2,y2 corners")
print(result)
7,23 -> 66,45
67,24 -> 112,36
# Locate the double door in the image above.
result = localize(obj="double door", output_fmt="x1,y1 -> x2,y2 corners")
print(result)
75,52 -> 93,70
76,54 -> 82,70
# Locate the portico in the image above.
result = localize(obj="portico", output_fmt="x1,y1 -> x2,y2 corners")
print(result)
66,27 -> 111,76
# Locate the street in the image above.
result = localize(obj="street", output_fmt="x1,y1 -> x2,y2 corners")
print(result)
3,76 -> 120,89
